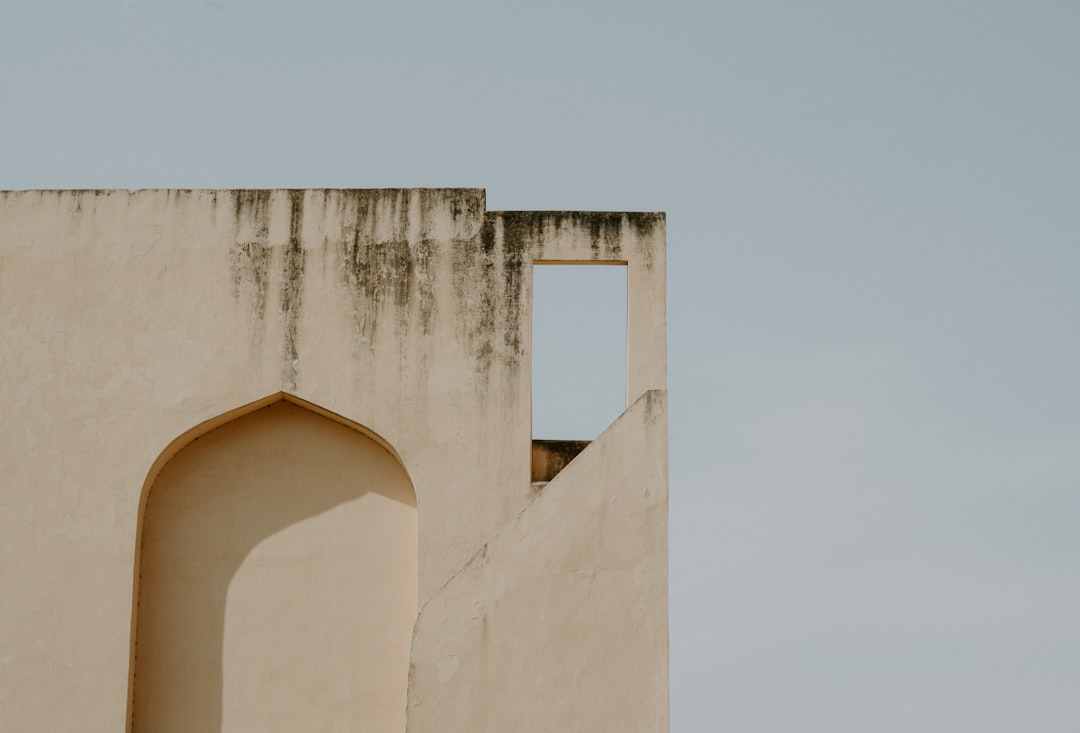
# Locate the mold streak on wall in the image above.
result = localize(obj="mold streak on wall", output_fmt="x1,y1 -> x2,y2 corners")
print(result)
280,191 -> 306,390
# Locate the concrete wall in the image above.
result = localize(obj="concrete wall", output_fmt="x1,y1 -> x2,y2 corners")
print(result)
0,189 -> 667,732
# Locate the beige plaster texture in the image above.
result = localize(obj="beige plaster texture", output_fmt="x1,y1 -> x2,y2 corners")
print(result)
408,390 -> 668,733
0,188 -> 667,732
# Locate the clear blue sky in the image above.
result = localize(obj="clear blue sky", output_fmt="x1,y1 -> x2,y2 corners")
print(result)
3,1 -> 1079,729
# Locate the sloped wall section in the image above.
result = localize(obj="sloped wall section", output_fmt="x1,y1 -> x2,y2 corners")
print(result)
407,391 -> 668,733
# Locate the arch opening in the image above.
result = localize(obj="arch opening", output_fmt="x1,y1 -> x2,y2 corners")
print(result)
129,396 -> 417,733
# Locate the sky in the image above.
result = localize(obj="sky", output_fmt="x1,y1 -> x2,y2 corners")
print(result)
3,0 -> 1079,729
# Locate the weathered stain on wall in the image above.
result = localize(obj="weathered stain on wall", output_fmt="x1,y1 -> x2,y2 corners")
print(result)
280,191 -> 306,390
228,190 -> 273,372
494,210 -> 663,266
228,241 -> 271,319
336,191 -> 428,350
451,215 -> 529,385
223,189 -> 533,394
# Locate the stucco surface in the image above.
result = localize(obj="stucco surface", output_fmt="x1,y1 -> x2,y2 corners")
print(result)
0,189 -> 667,732
407,390 -> 669,733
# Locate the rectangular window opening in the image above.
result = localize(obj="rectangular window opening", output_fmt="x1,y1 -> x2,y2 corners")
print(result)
531,263 -> 627,481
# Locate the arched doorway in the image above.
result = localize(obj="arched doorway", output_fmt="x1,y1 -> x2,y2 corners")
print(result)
131,398 -> 416,732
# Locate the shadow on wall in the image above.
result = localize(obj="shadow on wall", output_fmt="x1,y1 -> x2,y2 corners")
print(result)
131,401 -> 417,733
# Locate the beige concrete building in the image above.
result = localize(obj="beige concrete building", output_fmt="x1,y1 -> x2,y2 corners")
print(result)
0,189 -> 668,732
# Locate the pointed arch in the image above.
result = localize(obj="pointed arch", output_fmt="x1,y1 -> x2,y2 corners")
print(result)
127,393 -> 416,733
